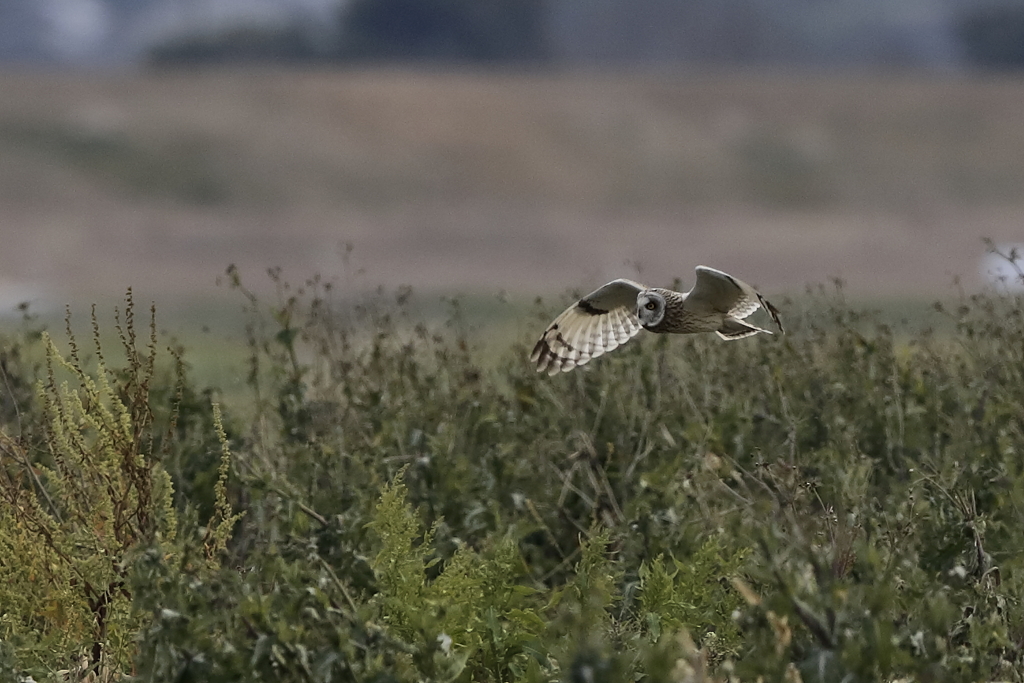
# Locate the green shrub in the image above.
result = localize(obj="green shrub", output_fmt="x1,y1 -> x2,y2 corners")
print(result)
4,254 -> 1024,681
0,294 -> 240,681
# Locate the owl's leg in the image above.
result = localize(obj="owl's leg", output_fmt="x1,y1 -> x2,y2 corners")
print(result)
715,317 -> 770,340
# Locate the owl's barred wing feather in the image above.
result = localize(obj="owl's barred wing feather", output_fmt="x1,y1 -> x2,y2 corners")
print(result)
530,279 -> 646,375
689,266 -> 784,334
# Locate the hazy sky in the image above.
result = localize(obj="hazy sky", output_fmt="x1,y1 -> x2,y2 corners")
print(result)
4,0 -> 343,63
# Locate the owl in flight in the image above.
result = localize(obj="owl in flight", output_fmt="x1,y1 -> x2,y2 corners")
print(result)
531,266 -> 783,375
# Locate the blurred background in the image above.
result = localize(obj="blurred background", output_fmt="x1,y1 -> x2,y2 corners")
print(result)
2,0 -> 1024,329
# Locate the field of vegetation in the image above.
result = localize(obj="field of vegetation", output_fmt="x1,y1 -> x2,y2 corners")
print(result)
2,67 -> 1024,313
1,246 -> 1023,682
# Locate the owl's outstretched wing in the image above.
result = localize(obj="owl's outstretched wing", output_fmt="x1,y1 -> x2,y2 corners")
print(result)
531,279 -> 646,375
687,266 -> 784,333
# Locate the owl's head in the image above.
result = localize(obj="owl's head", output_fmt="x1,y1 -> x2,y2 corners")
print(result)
636,290 -> 666,328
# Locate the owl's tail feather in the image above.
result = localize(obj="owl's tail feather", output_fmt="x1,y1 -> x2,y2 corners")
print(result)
716,317 -> 771,340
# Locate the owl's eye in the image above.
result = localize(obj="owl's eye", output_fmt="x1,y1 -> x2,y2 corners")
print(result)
645,302 -> 656,310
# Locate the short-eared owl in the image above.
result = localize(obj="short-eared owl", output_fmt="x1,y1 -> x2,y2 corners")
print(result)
531,266 -> 783,375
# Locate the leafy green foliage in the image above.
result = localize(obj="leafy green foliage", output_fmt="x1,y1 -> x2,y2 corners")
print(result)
0,299 -> 179,677
4,251 -> 1024,681
638,539 -> 747,653
367,473 -> 545,681
0,294 -> 241,681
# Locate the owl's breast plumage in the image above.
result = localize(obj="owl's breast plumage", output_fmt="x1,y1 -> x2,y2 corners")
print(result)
645,290 -> 722,334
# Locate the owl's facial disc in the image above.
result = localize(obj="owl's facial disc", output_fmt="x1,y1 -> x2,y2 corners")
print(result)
636,291 -> 666,328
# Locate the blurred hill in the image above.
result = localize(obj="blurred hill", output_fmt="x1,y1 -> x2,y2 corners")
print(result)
5,0 -> 1024,69
0,67 -> 1022,312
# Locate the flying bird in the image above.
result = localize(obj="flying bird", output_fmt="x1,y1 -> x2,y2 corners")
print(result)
531,266 -> 783,375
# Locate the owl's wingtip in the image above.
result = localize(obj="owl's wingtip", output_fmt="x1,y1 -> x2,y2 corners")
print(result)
530,336 -> 579,375
759,295 -> 785,334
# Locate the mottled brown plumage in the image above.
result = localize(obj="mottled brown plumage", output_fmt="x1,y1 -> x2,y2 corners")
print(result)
531,267 -> 783,374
